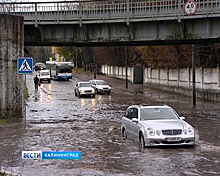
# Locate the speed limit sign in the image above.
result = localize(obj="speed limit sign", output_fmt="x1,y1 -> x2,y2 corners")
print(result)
184,1 -> 197,15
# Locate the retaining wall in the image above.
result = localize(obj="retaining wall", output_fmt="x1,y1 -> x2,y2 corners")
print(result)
101,65 -> 220,102
0,14 -> 24,118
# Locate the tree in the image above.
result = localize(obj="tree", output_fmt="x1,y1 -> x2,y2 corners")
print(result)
137,45 -> 177,68
94,46 -> 143,67
55,46 -> 84,68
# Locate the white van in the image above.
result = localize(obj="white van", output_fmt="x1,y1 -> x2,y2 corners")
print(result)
39,70 -> 51,83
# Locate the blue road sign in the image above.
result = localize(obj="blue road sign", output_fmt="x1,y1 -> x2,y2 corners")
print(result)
18,57 -> 33,74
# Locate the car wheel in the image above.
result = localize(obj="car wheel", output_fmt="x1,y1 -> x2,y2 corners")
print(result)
122,128 -> 127,139
75,91 -> 77,96
139,133 -> 145,148
92,94 -> 95,98
48,80 -> 51,83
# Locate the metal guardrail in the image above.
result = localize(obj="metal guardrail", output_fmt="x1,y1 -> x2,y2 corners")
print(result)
0,0 -> 220,25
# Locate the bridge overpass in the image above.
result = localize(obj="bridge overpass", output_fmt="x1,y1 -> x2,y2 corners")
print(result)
1,0 -> 220,46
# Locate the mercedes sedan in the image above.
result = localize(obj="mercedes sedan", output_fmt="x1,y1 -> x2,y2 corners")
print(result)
121,104 -> 195,147
74,82 -> 95,98
89,79 -> 111,94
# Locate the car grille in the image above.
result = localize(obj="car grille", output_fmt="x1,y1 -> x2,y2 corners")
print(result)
85,90 -> 92,93
103,88 -> 109,90
162,129 -> 182,135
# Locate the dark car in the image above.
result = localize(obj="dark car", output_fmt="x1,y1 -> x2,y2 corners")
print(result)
34,62 -> 46,71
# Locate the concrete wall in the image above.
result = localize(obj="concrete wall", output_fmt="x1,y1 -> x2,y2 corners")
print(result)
101,65 -> 220,101
0,15 -> 24,118
101,65 -> 133,83
143,67 -> 220,90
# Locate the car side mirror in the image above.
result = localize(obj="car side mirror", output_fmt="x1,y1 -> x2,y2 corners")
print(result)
132,118 -> 138,123
179,116 -> 185,120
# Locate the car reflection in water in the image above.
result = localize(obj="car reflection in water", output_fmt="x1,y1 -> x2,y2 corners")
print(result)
39,83 -> 52,103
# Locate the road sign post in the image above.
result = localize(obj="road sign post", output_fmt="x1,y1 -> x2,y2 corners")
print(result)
18,57 -> 33,126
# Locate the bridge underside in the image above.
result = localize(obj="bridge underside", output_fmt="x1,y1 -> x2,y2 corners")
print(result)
24,18 -> 220,46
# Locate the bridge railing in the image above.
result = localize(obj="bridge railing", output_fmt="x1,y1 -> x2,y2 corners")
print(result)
0,0 -> 220,25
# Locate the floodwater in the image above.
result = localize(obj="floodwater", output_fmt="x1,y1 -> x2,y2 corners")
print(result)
0,73 -> 219,176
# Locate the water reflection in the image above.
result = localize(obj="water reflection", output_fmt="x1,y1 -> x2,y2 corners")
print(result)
91,98 -> 96,108
40,84 -> 43,103
39,83 -> 52,102
98,95 -> 102,102
81,98 -> 85,107
47,84 -> 52,102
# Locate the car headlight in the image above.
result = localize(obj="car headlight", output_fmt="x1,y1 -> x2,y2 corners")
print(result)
80,90 -> 85,93
183,126 -> 194,135
156,130 -> 162,136
188,126 -> 194,135
92,88 -> 95,93
147,128 -> 155,136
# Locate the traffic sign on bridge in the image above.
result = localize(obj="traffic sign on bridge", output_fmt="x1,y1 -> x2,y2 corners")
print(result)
18,57 -> 33,74
184,1 -> 197,15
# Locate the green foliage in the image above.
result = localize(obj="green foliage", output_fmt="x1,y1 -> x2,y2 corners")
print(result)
0,113 -> 21,123
72,67 -> 85,74
26,87 -> 29,99
0,171 -> 17,176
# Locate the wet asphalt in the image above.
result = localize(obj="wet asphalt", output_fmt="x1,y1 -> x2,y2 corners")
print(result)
0,71 -> 219,176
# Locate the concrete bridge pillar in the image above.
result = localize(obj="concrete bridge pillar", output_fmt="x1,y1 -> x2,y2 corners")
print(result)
0,15 -> 24,119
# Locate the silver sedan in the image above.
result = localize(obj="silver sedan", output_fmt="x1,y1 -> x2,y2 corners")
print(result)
74,82 -> 95,98
121,104 -> 195,147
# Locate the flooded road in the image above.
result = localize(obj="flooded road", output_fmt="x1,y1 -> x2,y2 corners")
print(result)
0,72 -> 220,176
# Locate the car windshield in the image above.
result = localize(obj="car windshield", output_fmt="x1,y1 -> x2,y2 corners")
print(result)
41,72 -> 49,76
79,83 -> 91,87
96,81 -> 107,85
140,108 -> 179,121
36,63 -> 46,67
58,65 -> 72,73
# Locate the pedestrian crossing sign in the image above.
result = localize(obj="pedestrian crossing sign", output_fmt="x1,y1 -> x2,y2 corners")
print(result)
18,57 -> 33,74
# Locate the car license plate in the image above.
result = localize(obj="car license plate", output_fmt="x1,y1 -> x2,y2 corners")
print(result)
165,137 -> 181,142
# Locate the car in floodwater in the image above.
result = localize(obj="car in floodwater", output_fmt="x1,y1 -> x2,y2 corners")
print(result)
89,79 -> 111,94
39,70 -> 51,83
121,104 -> 195,147
74,82 -> 95,98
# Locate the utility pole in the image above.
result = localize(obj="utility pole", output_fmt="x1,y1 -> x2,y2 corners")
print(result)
192,44 -> 196,105
75,48 -> 78,73
94,49 -> 96,79
125,46 -> 128,89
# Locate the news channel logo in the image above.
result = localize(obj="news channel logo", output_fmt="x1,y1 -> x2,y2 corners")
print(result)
22,151 -> 81,160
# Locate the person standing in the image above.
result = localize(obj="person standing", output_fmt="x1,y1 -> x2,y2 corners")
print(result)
33,75 -> 39,91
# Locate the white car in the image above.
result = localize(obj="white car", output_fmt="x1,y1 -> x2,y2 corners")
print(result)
121,104 -> 195,147
39,70 -> 51,83
74,82 -> 95,98
89,79 -> 111,94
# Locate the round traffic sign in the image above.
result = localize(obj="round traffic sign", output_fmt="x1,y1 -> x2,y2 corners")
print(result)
184,1 -> 197,15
